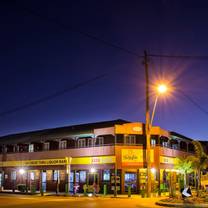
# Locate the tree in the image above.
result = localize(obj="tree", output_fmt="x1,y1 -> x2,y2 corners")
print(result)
175,157 -> 194,188
186,141 -> 208,195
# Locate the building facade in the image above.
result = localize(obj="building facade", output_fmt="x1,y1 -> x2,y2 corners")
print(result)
0,119 -> 196,194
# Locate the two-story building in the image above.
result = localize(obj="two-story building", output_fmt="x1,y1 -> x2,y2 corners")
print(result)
0,119 -> 195,194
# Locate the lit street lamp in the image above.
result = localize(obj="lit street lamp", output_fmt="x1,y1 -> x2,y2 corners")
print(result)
146,83 -> 168,197
150,84 -> 168,126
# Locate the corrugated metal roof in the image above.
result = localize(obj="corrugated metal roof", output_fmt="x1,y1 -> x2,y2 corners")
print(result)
0,119 -> 128,145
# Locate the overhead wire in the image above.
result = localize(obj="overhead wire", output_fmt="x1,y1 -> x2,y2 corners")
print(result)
0,74 -> 107,117
1,4 -> 207,118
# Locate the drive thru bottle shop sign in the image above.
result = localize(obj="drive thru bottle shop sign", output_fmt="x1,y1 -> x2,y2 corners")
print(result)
121,149 -> 154,164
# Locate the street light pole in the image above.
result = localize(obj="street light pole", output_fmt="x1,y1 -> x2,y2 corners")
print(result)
144,50 -> 151,197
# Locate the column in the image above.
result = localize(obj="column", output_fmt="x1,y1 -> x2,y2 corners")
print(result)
65,157 -> 72,194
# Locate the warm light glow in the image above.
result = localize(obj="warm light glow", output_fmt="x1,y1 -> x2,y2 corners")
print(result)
90,168 -> 96,173
151,168 -> 156,174
157,84 -> 167,94
19,168 -> 25,175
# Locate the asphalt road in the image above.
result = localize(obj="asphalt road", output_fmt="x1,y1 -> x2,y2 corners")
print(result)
0,194 -> 166,208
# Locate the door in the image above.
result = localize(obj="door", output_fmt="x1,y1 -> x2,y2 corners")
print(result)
0,173 -> 2,187
124,172 -> 137,193
87,173 -> 99,193
42,171 -> 47,192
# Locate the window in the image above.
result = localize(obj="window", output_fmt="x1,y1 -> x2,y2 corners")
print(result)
52,170 -> 59,181
162,141 -> 168,147
151,139 -> 156,147
103,170 -> 110,181
70,171 -> 74,182
29,144 -> 34,152
59,140 -> 67,149
78,139 -> 86,148
30,172 -> 35,180
44,142 -> 50,151
97,137 -> 104,146
0,173 -> 2,187
79,171 -> 86,183
124,135 -> 136,145
88,138 -> 95,147
11,171 -> 16,180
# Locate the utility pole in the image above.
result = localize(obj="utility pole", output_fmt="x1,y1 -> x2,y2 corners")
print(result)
144,50 -> 151,197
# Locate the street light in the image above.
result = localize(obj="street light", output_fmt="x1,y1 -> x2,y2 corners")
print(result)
146,83 -> 168,197
90,168 -> 96,173
150,84 -> 168,126
19,168 -> 25,175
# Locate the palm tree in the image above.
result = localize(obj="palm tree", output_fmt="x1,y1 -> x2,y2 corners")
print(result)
187,141 -> 208,195
175,157 -> 194,188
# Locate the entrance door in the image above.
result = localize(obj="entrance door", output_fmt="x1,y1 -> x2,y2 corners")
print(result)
87,173 -> 99,193
42,171 -> 47,192
0,173 -> 2,187
125,172 -> 137,193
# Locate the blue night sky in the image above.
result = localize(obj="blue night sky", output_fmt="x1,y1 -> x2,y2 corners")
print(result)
0,0 -> 207,140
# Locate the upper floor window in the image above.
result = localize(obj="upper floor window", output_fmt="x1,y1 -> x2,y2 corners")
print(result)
29,144 -> 34,152
162,141 -> 168,147
78,139 -> 86,148
88,138 -> 95,147
59,140 -> 67,149
44,142 -> 50,151
151,139 -> 156,147
124,135 -> 136,145
97,137 -> 104,146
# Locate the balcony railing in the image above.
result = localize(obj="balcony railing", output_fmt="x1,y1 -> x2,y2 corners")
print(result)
0,143 -> 195,155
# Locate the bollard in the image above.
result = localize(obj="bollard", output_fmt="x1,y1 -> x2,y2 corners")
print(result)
128,185 -> 131,197
83,184 -> 87,196
103,184 -> 107,196
65,183 -> 69,195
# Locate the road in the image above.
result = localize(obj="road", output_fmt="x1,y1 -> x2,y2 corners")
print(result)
0,194 -> 166,208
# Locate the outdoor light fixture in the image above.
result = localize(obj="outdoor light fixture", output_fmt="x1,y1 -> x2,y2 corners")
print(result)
157,84 -> 168,94
151,167 -> 156,174
19,168 -> 25,175
90,167 -> 96,173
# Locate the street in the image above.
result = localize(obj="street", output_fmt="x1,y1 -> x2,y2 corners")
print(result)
0,194 -> 165,208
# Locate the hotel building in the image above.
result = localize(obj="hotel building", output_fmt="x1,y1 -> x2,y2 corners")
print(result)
0,119 -> 196,194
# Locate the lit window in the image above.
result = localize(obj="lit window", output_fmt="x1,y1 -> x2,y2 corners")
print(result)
59,140 -> 67,149
29,144 -> 34,152
30,172 -> 35,180
162,141 -> 168,147
53,170 -> 59,181
70,171 -> 74,182
124,135 -> 136,145
103,170 -> 110,181
44,142 -> 50,151
151,139 -> 156,146
78,139 -> 86,148
79,171 -> 87,183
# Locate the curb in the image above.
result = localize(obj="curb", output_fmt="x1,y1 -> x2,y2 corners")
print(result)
156,201 -> 208,208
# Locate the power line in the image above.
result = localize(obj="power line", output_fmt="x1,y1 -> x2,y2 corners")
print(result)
149,54 -> 208,60
19,6 -> 208,61
178,89 -> 208,116
0,74 -> 107,118
19,6 -> 143,59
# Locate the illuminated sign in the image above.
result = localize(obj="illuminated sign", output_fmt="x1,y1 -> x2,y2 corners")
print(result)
121,149 -> 154,163
0,156 -> 116,167
115,123 -> 143,134
160,156 -> 176,164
